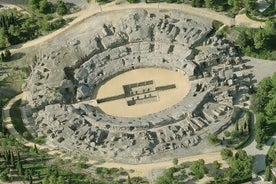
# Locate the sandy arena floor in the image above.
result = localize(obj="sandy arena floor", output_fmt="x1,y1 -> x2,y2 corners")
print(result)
94,68 -> 191,117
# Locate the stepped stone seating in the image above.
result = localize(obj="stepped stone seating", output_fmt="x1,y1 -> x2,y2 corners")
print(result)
21,9 -> 252,163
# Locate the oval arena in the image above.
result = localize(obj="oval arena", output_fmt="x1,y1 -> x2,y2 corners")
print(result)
23,9 -> 251,163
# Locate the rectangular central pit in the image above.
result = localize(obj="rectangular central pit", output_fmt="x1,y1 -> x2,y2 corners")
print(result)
123,80 -> 159,106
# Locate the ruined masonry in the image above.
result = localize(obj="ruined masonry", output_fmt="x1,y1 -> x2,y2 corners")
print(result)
22,9 -> 252,163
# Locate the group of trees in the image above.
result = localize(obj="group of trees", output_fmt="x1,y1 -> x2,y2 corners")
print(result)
29,0 -> 68,15
155,158 -> 208,183
235,20 -> 276,60
0,1 -> 68,48
190,159 -> 208,179
195,0 -> 260,15
156,149 -> 252,184
209,149 -> 253,183
250,72 -> 276,145
267,142 -> 276,183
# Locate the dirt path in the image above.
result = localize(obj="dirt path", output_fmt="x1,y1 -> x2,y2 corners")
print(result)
96,151 -> 227,178
235,13 -> 265,28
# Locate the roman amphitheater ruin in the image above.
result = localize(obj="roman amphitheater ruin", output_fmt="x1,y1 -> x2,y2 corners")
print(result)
21,9 -> 253,163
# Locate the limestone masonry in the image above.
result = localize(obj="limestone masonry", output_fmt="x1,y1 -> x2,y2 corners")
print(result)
22,9 -> 253,163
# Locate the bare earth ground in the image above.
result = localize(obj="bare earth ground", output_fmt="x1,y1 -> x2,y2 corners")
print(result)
95,151 -> 227,179
235,13 -> 265,28
244,56 -> 276,83
95,68 -> 190,117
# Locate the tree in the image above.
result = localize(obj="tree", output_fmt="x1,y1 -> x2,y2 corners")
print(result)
23,132 -> 31,139
4,49 -> 11,60
57,1 -> 68,15
235,121 -> 239,131
0,52 -> 4,62
256,113 -> 267,129
228,0 -> 234,6
0,171 -> 10,182
250,94 -> 268,113
49,175 -> 56,184
190,159 -> 207,179
10,151 -> 15,166
257,77 -> 272,96
265,96 -> 276,117
0,28 -> 7,48
39,0 -> 54,14
172,158 -> 178,166
42,177 -> 49,184
255,128 -> 265,142
253,29 -> 266,50
220,148 -> 233,160
57,176 -> 65,184
29,0 -> 41,11
192,0 -> 204,7
265,165 -> 271,181
233,0 -> 243,12
244,0 -> 256,13
265,20 -> 276,35
236,31 -> 247,49
208,134 -> 219,145
17,161 -> 24,176
155,167 -> 177,184
8,25 -> 20,37
34,144 -> 38,154
272,175 -> 276,184
29,175 -> 33,184
205,0 -> 215,8
255,113 -> 266,145
235,150 -> 248,161
212,160 -> 221,170
271,72 -> 276,88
